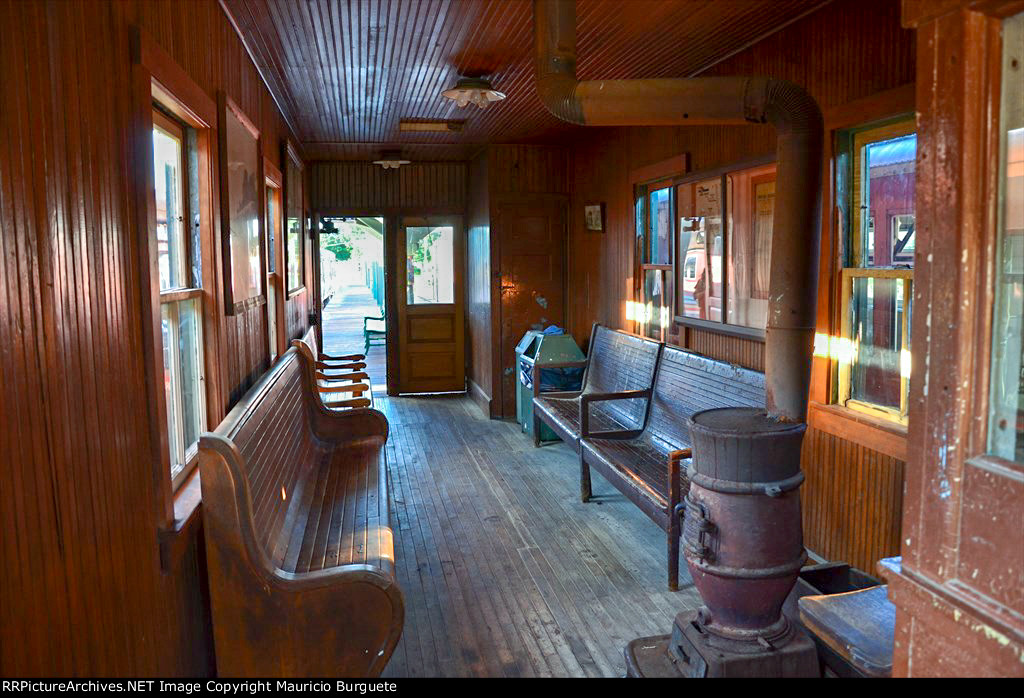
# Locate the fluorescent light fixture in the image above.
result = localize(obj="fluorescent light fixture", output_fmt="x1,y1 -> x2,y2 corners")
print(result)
372,151 -> 411,170
441,77 -> 506,110
399,119 -> 465,132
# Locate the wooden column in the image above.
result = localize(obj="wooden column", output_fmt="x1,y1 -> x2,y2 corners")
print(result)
886,0 -> 1024,676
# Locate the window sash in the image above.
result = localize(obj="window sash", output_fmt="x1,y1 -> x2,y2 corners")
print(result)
161,295 -> 206,489
838,267 -> 913,423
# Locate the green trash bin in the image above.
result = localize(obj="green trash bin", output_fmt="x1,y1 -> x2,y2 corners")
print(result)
515,330 -> 585,443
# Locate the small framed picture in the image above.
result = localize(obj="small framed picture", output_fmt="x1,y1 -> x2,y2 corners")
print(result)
584,202 -> 606,232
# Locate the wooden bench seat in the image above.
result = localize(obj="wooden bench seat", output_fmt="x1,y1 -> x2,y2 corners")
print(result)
580,346 -> 765,590
293,326 -> 373,409
199,346 -> 403,677
531,323 -> 662,451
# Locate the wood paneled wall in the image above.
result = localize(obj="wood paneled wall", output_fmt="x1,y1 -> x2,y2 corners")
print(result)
310,161 -> 468,214
466,151 -> 495,415
0,0 -> 306,676
565,0 -> 916,572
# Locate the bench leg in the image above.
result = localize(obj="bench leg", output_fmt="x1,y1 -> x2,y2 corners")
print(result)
668,512 -> 681,591
580,453 -> 593,503
532,414 -> 542,447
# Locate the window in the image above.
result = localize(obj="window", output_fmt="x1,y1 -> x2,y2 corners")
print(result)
636,181 -> 675,340
153,107 -> 206,486
988,11 -> 1024,462
406,225 -> 455,304
836,118 -> 917,423
726,164 -> 776,329
266,182 -> 281,360
677,177 -> 723,323
285,145 -> 305,293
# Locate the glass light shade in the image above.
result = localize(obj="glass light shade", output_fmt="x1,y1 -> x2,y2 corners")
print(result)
441,77 -> 506,110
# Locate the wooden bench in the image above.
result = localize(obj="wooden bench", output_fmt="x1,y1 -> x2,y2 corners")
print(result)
292,326 -> 373,409
579,346 -> 765,590
199,346 -> 403,677
531,323 -> 662,451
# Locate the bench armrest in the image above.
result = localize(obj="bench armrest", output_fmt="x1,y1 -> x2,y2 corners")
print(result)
316,371 -> 369,383
579,389 -> 651,438
668,448 -> 693,512
320,352 -> 365,362
318,383 -> 370,394
317,360 -> 366,371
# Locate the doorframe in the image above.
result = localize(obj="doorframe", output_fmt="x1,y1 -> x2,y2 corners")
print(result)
313,210 -> 395,393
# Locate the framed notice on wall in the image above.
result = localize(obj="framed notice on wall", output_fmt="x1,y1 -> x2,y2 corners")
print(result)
219,93 -> 264,315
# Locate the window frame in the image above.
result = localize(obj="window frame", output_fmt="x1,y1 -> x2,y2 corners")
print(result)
834,116 -> 917,425
284,140 -> 307,297
264,156 -> 285,361
133,29 -> 224,548
635,177 -> 677,341
633,153 -> 778,341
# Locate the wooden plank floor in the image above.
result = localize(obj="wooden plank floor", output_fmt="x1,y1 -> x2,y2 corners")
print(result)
321,283 -> 386,390
375,393 -> 702,678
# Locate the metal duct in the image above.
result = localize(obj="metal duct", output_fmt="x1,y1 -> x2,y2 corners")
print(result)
535,0 -> 823,422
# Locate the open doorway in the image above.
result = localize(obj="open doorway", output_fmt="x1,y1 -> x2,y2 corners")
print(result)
318,216 -> 387,391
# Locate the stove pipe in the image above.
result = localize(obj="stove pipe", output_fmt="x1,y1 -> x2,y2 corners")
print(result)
534,0 -> 824,423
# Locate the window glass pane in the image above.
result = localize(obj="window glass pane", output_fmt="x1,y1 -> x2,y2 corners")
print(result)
161,304 -> 182,474
266,187 -> 276,274
406,225 -> 454,304
850,277 -> 906,411
177,298 -> 204,462
677,178 -> 723,322
642,269 -> 673,340
649,187 -> 673,264
267,278 -> 277,361
859,132 -> 916,268
989,11 -> 1024,462
153,119 -> 186,291
286,155 -> 303,292
727,164 -> 776,329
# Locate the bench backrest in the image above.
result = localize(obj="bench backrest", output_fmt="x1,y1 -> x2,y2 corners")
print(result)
645,346 -> 765,449
582,324 -> 662,428
298,325 -> 322,363
201,349 -> 318,569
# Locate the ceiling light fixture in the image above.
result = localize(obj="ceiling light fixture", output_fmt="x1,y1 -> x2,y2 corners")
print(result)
372,151 -> 411,170
441,77 -> 506,110
399,119 -> 465,133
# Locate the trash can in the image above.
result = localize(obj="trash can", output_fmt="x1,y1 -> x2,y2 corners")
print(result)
515,328 -> 585,443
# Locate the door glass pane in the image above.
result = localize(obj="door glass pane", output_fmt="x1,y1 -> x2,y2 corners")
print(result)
153,119 -> 186,291
988,11 -> 1024,461
850,277 -> 905,411
649,187 -> 673,264
406,225 -> 454,304
677,178 -> 723,322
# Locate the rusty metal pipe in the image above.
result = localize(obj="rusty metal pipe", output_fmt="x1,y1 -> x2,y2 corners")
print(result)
535,0 -> 823,422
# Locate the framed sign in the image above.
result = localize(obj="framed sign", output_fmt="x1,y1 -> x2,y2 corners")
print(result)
219,93 -> 264,314
284,141 -> 305,294
584,202 -> 606,232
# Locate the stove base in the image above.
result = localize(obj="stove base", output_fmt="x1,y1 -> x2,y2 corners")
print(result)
625,610 -> 820,678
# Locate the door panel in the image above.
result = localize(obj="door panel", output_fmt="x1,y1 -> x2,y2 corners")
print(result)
396,216 -> 465,393
497,201 -> 567,417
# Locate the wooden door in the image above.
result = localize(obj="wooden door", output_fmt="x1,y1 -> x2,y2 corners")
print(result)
497,200 -> 567,417
395,216 -> 466,393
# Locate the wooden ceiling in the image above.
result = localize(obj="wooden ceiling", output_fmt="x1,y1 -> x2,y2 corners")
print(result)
222,0 -> 832,160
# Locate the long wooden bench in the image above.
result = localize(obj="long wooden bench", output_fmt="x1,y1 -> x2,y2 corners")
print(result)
579,346 -> 765,590
292,326 -> 373,409
199,346 -> 403,677
531,323 -> 662,451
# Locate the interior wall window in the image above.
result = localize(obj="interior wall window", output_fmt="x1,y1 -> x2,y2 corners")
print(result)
285,146 -> 304,293
677,177 -> 723,322
153,107 -> 206,486
265,183 -> 281,360
988,11 -> 1023,462
637,181 -> 675,340
836,118 -> 917,423
727,163 -> 777,329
